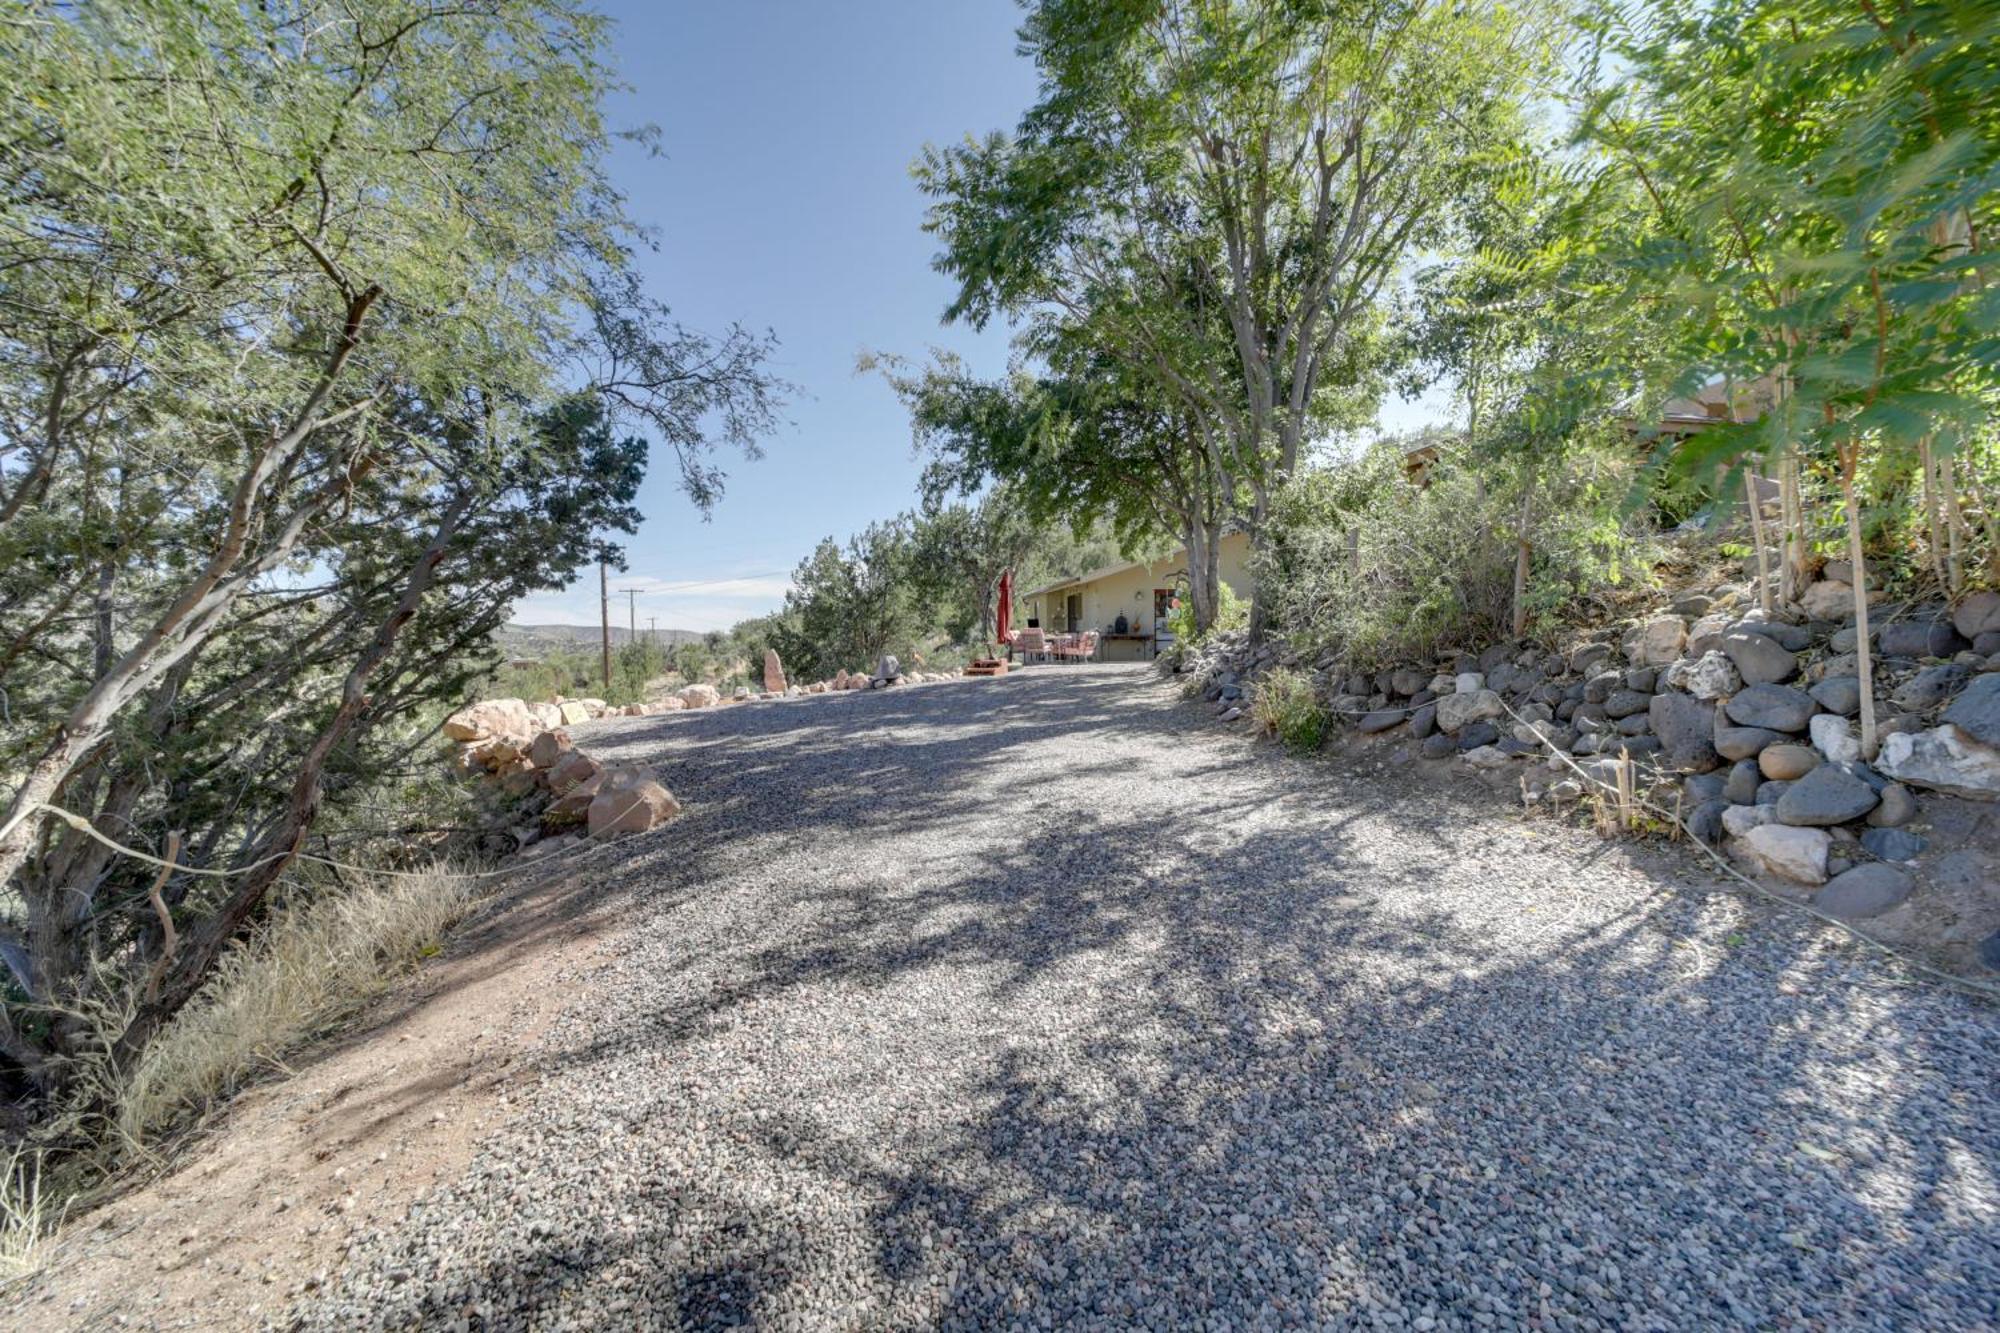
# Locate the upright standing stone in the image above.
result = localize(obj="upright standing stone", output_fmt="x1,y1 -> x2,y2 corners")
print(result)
763,648 -> 787,694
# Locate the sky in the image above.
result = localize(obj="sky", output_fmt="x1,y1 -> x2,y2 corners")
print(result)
509,1 -> 1452,632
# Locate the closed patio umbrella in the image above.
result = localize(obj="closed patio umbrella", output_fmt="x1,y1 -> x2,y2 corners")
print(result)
994,569 -> 1013,648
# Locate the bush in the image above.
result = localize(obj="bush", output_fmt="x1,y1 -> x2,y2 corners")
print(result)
1251,668 -> 1330,754
1257,432 -> 1656,670
1165,579 -> 1249,647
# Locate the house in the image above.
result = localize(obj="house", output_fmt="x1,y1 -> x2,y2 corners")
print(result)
1623,375 -> 1782,441
1019,530 -> 1256,661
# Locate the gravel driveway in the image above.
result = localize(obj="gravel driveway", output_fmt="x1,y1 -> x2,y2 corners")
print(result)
299,664 -> 1998,1331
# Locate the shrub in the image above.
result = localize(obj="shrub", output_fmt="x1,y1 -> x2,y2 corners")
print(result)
1252,668 -> 1330,754
1257,432 -> 1657,670
1165,579 -> 1249,647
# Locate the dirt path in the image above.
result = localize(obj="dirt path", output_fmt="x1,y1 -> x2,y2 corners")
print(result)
8,852 -> 631,1331
13,666 -> 1997,1330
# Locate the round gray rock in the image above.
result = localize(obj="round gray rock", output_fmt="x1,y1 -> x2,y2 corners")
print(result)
1725,684 -> 1818,733
1775,764 -> 1880,826
1722,628 -> 1799,685
1816,863 -> 1914,920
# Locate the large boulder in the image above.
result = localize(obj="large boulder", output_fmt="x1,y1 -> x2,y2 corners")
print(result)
443,697 -> 534,743
525,729 -> 572,769
1725,684 -> 1818,732
1715,725 -> 1782,762
1665,651 -> 1740,700
1721,629 -> 1798,685
679,683 -> 722,709
655,695 -> 686,711
1800,579 -> 1855,622
545,750 -> 601,796
1774,764 -> 1879,826
1808,676 -> 1861,717
1816,864 -> 1914,921
1626,616 -> 1687,667
1877,723 -> 2000,801
586,768 -> 681,840
1649,692 -> 1719,772
1953,590 -> 2000,642
1942,672 -> 2000,747
1733,824 -> 1832,885
548,770 -> 604,820
1435,687 -> 1505,734
528,702 -> 563,730
1878,620 -> 1967,659
763,648 -> 788,694
1891,663 -> 1971,711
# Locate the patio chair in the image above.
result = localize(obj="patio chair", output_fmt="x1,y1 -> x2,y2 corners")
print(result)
1055,631 -> 1097,663
1015,627 -> 1050,664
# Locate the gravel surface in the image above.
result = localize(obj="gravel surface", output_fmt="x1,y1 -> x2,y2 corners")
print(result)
296,665 -> 1999,1331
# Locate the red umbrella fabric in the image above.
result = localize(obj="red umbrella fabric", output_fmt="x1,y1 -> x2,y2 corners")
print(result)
995,569 -> 1013,646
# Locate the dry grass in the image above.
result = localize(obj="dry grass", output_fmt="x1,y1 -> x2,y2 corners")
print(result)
115,864 -> 480,1154
0,1142 -> 61,1290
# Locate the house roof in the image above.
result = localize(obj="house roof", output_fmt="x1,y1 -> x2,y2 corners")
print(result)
1023,553 -> 1168,601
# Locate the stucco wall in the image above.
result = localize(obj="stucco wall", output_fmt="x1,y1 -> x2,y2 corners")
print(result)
1023,531 -> 1253,657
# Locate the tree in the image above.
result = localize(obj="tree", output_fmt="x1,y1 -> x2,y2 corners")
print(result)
906,488 -> 1042,647
880,349 -> 1250,633
920,0 -> 1548,635
1581,0 -> 2000,757
1408,158 -> 1668,636
778,522 -> 926,680
0,3 -> 785,1105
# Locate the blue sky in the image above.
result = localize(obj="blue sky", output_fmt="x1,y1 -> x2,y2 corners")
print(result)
511,1 -> 1449,631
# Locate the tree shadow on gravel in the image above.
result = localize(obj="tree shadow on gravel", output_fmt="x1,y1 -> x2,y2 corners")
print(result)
309,666 -> 2000,1330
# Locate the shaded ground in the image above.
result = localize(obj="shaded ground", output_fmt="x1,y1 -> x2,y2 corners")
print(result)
16,664 -> 1999,1329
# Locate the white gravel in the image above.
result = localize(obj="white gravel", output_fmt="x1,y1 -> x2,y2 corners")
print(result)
297,664 -> 1999,1330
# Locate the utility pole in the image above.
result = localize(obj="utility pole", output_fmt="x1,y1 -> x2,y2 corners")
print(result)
627,588 -> 637,645
598,560 -> 611,691
648,616 -> 657,648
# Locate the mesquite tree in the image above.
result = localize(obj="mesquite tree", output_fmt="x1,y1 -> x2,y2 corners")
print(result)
0,3 -> 783,1106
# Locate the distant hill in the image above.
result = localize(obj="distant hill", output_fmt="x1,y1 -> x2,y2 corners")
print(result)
497,622 -> 704,659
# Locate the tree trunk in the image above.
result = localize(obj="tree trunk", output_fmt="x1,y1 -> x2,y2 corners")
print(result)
0,286 -> 379,903
1779,452 -> 1805,603
114,492 -> 470,1068
1941,450 -> 1967,593
1744,468 -> 1774,615
1511,474 -> 1534,639
1185,521 -> 1220,635
1920,437 -> 1949,591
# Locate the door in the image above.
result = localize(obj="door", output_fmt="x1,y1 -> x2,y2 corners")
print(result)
1064,592 -> 1081,632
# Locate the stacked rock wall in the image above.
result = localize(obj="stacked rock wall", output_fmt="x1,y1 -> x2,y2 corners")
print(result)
1176,581 -> 2000,967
